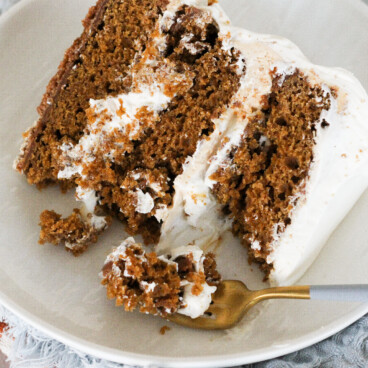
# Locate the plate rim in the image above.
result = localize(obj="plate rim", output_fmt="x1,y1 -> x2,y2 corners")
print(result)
1,0 -> 368,366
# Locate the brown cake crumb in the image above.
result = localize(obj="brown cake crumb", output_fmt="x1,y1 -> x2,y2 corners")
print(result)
203,252 -> 221,285
211,71 -> 331,277
160,325 -> 171,335
39,209 -> 111,255
101,239 -> 221,316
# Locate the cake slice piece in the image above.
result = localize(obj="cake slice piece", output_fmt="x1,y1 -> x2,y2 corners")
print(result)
206,32 -> 368,286
15,0 -> 169,186
101,237 -> 220,318
15,0 -> 244,247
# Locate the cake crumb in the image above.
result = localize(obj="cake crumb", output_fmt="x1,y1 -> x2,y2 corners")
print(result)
160,325 -> 171,335
39,209 -> 110,255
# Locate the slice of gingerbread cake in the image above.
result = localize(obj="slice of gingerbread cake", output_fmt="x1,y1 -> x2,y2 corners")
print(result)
15,0 -> 368,293
16,0 -> 245,253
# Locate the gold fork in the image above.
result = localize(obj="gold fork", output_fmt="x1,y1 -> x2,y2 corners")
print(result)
166,280 -> 368,330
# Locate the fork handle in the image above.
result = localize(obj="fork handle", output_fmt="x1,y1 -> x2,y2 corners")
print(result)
310,284 -> 368,302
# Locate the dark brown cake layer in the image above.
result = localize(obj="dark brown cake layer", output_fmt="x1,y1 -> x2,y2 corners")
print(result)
211,71 -> 331,276
16,0 -> 169,186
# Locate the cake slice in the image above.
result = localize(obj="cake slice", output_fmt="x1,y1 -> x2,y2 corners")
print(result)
15,0 -> 244,251
15,0 -> 169,186
15,0 -> 368,288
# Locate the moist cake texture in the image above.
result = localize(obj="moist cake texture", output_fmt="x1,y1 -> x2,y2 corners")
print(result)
101,237 -> 220,318
210,72 -> 331,275
15,0 -> 368,289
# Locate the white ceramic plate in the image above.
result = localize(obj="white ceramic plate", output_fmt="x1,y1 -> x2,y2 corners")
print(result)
1,0 -> 368,366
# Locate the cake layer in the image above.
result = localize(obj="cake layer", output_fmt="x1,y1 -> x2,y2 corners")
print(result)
211,71 -> 331,276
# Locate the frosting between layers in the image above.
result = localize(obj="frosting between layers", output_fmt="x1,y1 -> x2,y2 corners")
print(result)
56,0 -> 232,226
56,0 -> 199,221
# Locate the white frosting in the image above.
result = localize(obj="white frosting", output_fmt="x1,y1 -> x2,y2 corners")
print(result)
169,245 -> 217,318
83,86 -> 171,158
76,187 -> 98,214
75,187 -> 107,231
178,282 -> 215,318
156,135 -> 233,252
141,281 -> 158,293
135,189 -> 154,214
58,83 -> 178,181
